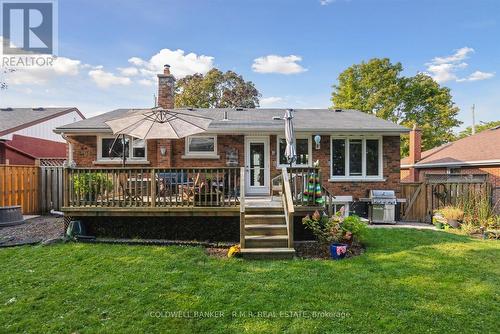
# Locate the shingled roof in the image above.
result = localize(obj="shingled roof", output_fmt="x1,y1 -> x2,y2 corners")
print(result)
0,107 -> 84,136
54,108 -> 408,134
401,126 -> 500,167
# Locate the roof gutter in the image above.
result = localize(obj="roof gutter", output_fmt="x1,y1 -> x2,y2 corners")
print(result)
401,159 -> 500,169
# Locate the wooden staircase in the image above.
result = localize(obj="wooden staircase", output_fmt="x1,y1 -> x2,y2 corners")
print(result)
240,207 -> 295,259
239,170 -> 296,259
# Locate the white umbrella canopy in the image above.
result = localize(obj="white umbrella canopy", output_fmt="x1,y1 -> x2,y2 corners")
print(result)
284,109 -> 296,166
105,107 -> 213,140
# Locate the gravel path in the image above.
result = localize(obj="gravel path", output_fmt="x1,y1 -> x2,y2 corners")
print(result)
0,216 -> 64,246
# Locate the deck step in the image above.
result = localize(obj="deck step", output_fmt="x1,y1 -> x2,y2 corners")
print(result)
244,214 -> 285,225
245,207 -> 284,214
240,247 -> 295,259
245,224 -> 287,236
244,235 -> 288,248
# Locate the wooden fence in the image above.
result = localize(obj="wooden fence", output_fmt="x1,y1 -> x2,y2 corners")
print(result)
400,180 -> 492,222
40,166 -> 64,212
0,165 -> 39,214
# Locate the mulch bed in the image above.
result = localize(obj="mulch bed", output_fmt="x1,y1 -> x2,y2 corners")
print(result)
0,216 -> 64,247
294,241 -> 364,259
205,247 -> 230,258
204,241 -> 365,259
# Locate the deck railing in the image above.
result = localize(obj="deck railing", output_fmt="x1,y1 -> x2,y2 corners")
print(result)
64,167 -> 242,208
286,167 -> 328,207
282,168 -> 295,248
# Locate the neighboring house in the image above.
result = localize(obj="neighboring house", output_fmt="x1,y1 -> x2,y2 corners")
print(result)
54,66 -> 408,207
401,125 -> 500,207
0,107 -> 85,165
0,134 -> 67,166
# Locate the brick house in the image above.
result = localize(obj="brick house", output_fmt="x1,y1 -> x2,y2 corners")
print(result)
53,66 -> 408,256
401,125 -> 500,209
55,65 -> 408,208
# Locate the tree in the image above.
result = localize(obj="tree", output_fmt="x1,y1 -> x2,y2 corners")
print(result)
1,68 -> 15,90
331,58 -> 461,156
175,68 -> 260,108
457,120 -> 500,139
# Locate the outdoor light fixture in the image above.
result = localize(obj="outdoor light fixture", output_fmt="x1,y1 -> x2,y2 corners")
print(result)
314,135 -> 321,149
160,145 -> 167,156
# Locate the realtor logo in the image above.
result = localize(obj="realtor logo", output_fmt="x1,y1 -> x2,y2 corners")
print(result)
1,0 -> 57,55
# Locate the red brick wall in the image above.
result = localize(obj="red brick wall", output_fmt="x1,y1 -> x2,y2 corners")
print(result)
71,136 -> 97,166
70,134 -> 402,199
170,135 -> 245,167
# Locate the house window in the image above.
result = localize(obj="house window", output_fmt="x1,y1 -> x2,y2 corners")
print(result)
277,136 -> 311,167
132,138 -> 145,158
185,135 -> 217,156
366,139 -> 380,176
98,135 -> 147,161
330,137 -> 382,180
331,139 -> 345,176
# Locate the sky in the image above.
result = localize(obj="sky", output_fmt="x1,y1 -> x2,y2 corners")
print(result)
1,0 -> 499,132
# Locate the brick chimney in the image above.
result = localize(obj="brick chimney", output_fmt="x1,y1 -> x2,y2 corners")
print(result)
157,64 -> 175,109
156,65 -> 176,167
408,124 -> 422,182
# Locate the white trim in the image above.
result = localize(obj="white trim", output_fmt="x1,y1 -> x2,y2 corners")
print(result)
245,136 -> 270,195
184,135 -> 218,157
276,134 -> 313,167
328,178 -> 386,182
96,135 -> 147,163
330,135 -> 383,181
402,159 -> 500,169
332,195 -> 353,202
93,160 -> 150,165
181,154 -> 220,160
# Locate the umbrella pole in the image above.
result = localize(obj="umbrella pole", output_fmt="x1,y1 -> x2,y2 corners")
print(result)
122,134 -> 126,167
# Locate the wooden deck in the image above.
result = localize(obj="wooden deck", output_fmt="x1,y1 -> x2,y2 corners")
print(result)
61,196 -> 321,216
61,166 -> 329,216
61,167 -> 332,258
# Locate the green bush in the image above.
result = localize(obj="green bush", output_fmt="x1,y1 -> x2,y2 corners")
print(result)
73,173 -> 113,200
301,210 -> 367,245
457,188 -> 499,231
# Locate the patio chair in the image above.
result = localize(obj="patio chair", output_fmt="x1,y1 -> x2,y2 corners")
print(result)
180,173 -> 204,204
118,176 -> 142,204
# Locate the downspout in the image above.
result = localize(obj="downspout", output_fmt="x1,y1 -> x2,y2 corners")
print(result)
61,132 -> 73,164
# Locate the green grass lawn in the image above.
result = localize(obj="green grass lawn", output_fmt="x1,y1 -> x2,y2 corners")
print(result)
1,229 -> 499,334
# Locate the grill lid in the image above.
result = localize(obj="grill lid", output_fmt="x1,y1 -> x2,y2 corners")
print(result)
369,190 -> 396,198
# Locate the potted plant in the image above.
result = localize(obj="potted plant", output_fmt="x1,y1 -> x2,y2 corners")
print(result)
432,212 -> 446,229
439,206 -> 464,228
302,209 -> 366,260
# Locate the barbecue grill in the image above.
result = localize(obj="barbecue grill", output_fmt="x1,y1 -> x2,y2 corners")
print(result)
359,190 -> 401,224
369,190 -> 397,224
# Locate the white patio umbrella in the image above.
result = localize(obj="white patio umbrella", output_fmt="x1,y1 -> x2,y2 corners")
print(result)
283,109 -> 296,168
105,107 -> 212,165
105,107 -> 212,140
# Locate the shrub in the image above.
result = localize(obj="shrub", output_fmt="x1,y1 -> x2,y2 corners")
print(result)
73,173 -> 113,200
439,206 -> 463,221
457,188 -> 499,231
301,210 -> 367,246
